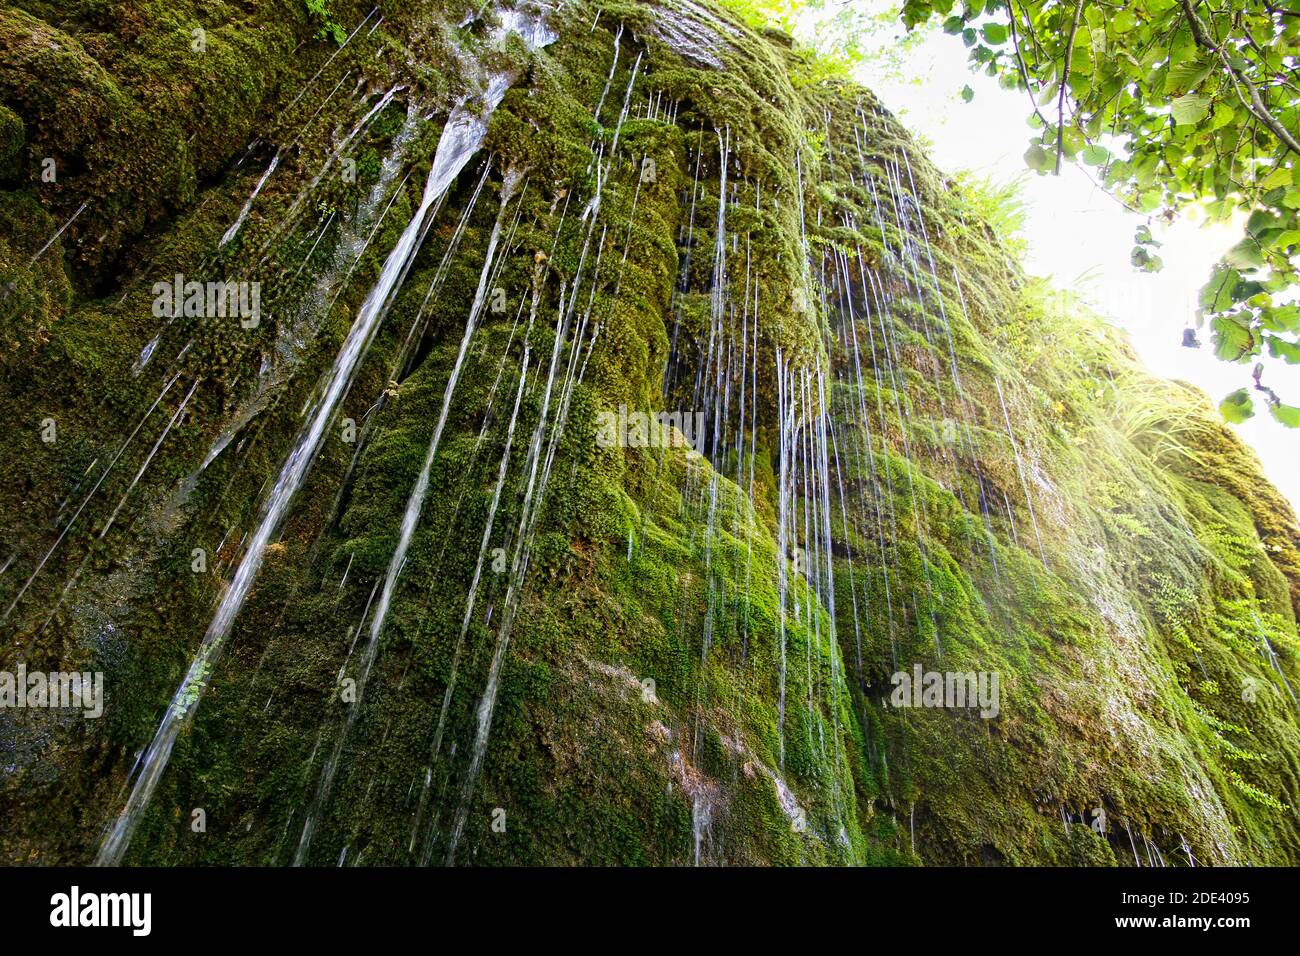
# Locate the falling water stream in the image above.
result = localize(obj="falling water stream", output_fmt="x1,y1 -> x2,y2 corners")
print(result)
292,164 -> 526,864
96,6 -> 558,867
219,151 -> 281,248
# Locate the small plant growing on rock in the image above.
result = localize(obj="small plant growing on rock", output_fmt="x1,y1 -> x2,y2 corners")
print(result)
304,0 -> 346,44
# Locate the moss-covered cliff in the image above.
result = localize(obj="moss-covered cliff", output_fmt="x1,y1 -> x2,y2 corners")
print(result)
1,0 -> 1297,866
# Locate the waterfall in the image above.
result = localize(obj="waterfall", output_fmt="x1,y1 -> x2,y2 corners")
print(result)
292,168 -> 524,864
95,6 -> 558,866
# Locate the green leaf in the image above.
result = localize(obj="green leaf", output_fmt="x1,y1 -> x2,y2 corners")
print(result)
960,84 -> 975,103
1211,313 -> 1255,362
1262,305 -> 1300,334
1224,238 -> 1266,271
1201,266 -> 1244,312
1112,9 -> 1139,33
1165,57 -> 1212,94
1259,165 -> 1293,191
1171,92 -> 1211,125
1024,144 -> 1052,172
981,22 -> 1008,44
1081,144 -> 1109,166
1265,334 -> 1300,364
1219,389 -> 1255,423
1210,104 -> 1236,130
1246,209 -> 1280,235
1271,403 -> 1300,427
1061,127 -> 1086,159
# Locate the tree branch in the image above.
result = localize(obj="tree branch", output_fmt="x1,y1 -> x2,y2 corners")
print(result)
1179,0 -> 1300,157
1056,0 -> 1085,174
1007,0 -> 1053,126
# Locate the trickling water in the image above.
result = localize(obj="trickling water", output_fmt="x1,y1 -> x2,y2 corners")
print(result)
268,84 -> 404,256
650,0 -> 741,68
441,41 -> 649,858
287,7 -> 558,866
414,353 -> 531,864
32,372 -> 189,637
219,151 -> 281,248
293,167 -> 526,864
993,375 -> 1047,565
1252,610 -> 1299,707
97,381 -> 200,540
132,335 -> 160,376
773,350 -> 792,768
94,29 -> 544,860
197,100 -> 421,477
3,372 -> 182,621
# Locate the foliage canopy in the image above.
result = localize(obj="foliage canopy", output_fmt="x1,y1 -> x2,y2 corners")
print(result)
900,0 -> 1300,427
725,0 -> 1300,426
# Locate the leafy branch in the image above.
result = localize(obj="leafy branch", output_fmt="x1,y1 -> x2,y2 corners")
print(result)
900,0 -> 1300,426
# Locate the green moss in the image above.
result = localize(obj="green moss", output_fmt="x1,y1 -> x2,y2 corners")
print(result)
0,0 -> 1297,868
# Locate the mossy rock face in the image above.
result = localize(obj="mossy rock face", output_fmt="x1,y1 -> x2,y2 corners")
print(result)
0,101 -> 22,172
0,0 -> 1297,867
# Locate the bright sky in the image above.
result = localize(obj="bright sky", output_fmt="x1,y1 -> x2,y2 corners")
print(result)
807,12 -> 1300,510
